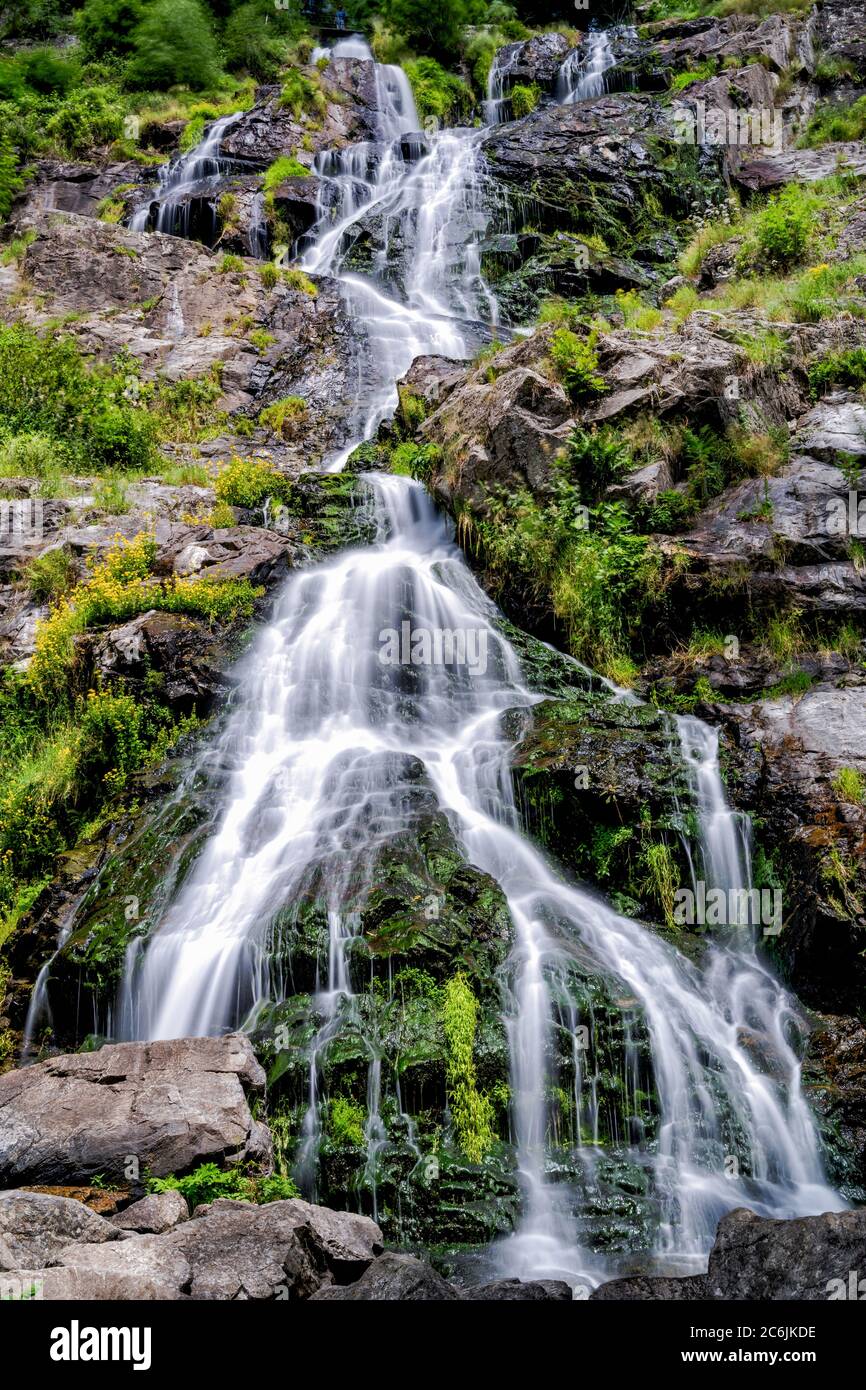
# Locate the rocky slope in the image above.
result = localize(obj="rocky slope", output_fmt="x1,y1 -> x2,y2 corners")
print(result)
1,4 -> 865,1298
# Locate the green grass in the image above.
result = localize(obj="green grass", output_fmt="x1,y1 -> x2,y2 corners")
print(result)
832,767 -> 865,805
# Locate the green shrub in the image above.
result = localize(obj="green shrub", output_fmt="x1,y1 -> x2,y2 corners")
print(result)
77,0 -> 144,60
808,347 -> 866,397
800,94 -> 866,148
442,972 -> 496,1163
223,2 -> 294,81
214,456 -> 293,508
832,767 -> 865,804
0,129 -> 24,220
259,263 -> 279,290
329,1096 -> 366,1148
0,430 -> 64,477
27,547 -> 76,603
0,326 -> 156,472
147,1161 -> 300,1209
550,328 -> 606,400
390,441 -> 441,482
509,82 -> 540,118
752,184 -> 817,271
279,66 -> 324,118
258,396 -> 306,439
125,0 -> 222,91
263,154 -> 309,190
404,56 -> 473,125
282,267 -> 317,297
219,252 -> 244,274
565,426 -> 629,499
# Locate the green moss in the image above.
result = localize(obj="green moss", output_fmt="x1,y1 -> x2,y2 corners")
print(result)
442,972 -> 496,1165
329,1096 -> 366,1148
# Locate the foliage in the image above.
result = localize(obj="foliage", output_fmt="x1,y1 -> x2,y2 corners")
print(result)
549,327 -> 606,401
214,456 -> 293,508
77,0 -> 144,60
799,95 -> 866,149
126,0 -> 221,91
390,441 -> 441,483
565,426 -> 629,499
258,396 -> 307,439
0,130 -> 25,221
640,839 -> 678,928
750,184 -> 817,272
832,767 -> 865,806
27,547 -> 76,603
380,0 -> 468,61
404,56 -> 472,126
263,154 -> 309,190
808,348 -> 866,398
441,972 -> 496,1164
282,267 -> 317,296
0,326 -> 156,472
509,82 -> 540,118
148,1161 -> 300,1209
329,1096 -> 366,1147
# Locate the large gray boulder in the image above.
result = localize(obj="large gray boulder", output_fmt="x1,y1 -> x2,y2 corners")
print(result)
0,1191 -> 121,1270
0,1035 -> 270,1186
592,1207 -> 866,1300
110,1190 -> 189,1235
6,1197 -> 383,1300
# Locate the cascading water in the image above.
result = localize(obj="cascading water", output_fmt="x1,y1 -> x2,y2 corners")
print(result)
45,37 -> 844,1284
129,113 -> 242,239
557,28 -> 617,105
483,45 -> 520,125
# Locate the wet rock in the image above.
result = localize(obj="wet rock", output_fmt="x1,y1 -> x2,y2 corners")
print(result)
309,1251 -> 459,1301
0,1191 -> 121,1270
10,160 -> 144,222
593,1206 -> 866,1299
481,94 -> 724,247
110,1191 -> 190,1235
815,0 -> 866,72
803,1014 -> 866,1202
220,63 -> 379,166
491,33 -> 574,93
461,1277 -> 573,1300
268,174 -> 321,243
0,1035 -> 270,1186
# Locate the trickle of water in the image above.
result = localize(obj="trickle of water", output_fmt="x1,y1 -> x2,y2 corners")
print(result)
129,113 -> 243,239
557,29 -> 617,105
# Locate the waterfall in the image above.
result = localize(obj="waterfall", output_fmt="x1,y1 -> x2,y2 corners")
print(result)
129,113 -> 242,239
483,45 -> 520,126
54,39 -> 841,1283
557,29 -> 617,105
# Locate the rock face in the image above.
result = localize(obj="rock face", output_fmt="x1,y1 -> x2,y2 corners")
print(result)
803,1015 -> 866,1202
491,33 -> 574,92
220,61 -> 380,165
309,1251 -> 459,1301
592,1207 -> 866,1300
0,1035 -> 270,1186
5,213 -> 362,465
0,1190 -> 120,1270
110,1190 -> 189,1235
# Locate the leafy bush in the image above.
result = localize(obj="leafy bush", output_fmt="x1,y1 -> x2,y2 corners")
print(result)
77,0 -> 144,60
279,66 -> 324,118
808,347 -> 866,398
27,547 -> 76,603
442,972 -> 495,1163
404,55 -> 472,125
752,184 -> 817,271
125,0 -> 221,91
800,94 -> 866,149
509,82 -> 540,118
258,396 -> 306,439
214,456 -> 293,508
381,0 -> 467,61
329,1097 -> 366,1148
565,426 -> 629,499
0,130 -> 25,220
223,2 -> 293,81
263,154 -> 308,190
0,326 -> 156,471
550,327 -> 606,400
148,1161 -> 300,1209
390,441 -> 441,482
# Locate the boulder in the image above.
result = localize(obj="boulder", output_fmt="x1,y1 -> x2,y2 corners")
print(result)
22,1196 -> 381,1300
0,1191 -> 120,1270
219,63 -> 379,166
0,1035 -> 270,1186
491,33 -> 574,93
309,1251 -> 459,1301
110,1190 -> 189,1235
592,1207 -> 866,1299
735,143 -> 866,192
